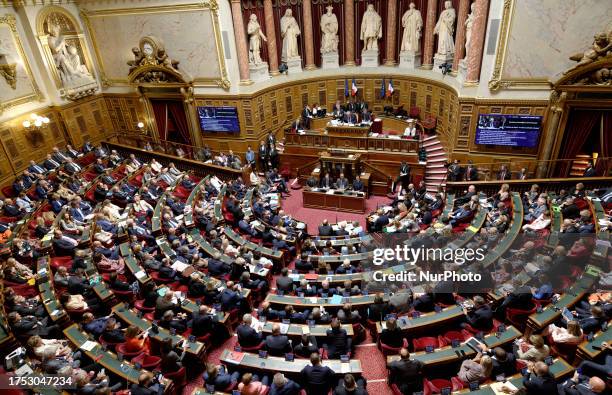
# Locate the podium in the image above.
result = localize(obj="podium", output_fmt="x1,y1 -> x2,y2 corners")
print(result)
312,151 -> 370,197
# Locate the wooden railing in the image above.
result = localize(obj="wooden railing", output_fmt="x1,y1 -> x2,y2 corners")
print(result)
446,176 -> 612,195
103,141 -> 251,185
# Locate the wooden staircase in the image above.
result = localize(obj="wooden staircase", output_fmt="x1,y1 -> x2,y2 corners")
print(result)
569,154 -> 591,177
422,135 -> 448,193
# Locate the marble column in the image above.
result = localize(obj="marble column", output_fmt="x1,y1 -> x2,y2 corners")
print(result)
384,0 -> 398,66
452,0 -> 471,73
263,0 -> 280,75
230,0 -> 251,84
302,0 -> 316,70
465,0 -> 490,83
421,0 -> 438,69
344,0 -> 355,66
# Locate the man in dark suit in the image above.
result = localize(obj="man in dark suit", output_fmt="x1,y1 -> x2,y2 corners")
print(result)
28,160 -> 46,175
258,141 -> 269,172
276,268 -> 294,294
522,362 -> 558,394
324,319 -> 351,358
558,371 -> 606,395
269,373 -> 301,395
583,162 -> 596,177
489,347 -> 516,378
266,132 -> 276,150
203,364 -> 240,392
43,154 -> 61,170
465,161 -> 479,181
265,323 -> 292,356
320,173 -> 333,189
335,173 -> 349,190
343,111 -> 357,124
302,105 -> 312,129
318,219 -> 333,236
293,334 -> 319,358
8,312 -> 59,340
498,279 -> 535,314
334,374 -> 367,395
387,348 -> 424,394
352,177 -> 364,192
372,209 -> 390,232
63,158 -> 81,174
237,314 -> 262,348
497,164 -> 512,180
130,373 -> 163,395
461,295 -> 493,331
447,159 -> 462,182
300,353 -> 335,394
396,161 -> 411,192
52,230 -> 79,256
219,282 -> 245,312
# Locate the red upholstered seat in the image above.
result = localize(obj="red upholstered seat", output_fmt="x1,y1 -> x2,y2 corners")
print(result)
1,186 -> 15,198
134,300 -> 155,312
50,256 -> 73,270
239,341 -> 265,352
506,306 -> 537,331
378,338 -> 408,356
163,367 -> 187,389
132,354 -> 161,370
412,336 -> 439,351
116,343 -> 144,359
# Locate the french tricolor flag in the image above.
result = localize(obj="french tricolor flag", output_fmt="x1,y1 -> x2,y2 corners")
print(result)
386,79 -> 394,98
351,78 -> 358,96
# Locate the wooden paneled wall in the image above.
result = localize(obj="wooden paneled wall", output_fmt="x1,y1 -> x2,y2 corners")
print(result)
194,74 -> 460,155
0,95 -> 114,187
453,99 -> 549,162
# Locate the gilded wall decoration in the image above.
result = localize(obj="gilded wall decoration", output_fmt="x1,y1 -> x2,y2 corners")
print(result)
0,14 -> 42,114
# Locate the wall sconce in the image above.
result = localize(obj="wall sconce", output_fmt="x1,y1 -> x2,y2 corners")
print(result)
137,121 -> 147,135
23,113 -> 50,131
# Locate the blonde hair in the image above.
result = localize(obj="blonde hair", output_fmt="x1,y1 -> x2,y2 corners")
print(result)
481,355 -> 493,378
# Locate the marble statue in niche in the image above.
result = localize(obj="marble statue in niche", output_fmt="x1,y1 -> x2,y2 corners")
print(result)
360,4 -> 382,52
463,2 -> 475,60
320,5 -> 339,54
400,2 -> 423,53
280,9 -> 301,62
433,0 -> 456,58
247,14 -> 267,65
47,21 -> 94,86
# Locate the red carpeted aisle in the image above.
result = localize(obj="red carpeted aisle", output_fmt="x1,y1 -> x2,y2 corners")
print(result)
282,185 -> 390,232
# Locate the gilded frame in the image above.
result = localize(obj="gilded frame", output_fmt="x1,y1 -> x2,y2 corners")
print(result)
0,14 -> 43,114
35,5 -> 97,93
80,1 -> 230,90
488,0 -> 552,91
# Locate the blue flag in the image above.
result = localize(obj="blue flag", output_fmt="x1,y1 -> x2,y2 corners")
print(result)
381,78 -> 386,99
344,79 -> 349,97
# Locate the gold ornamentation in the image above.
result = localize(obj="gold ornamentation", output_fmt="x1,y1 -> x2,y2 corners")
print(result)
565,26 -> 612,74
128,36 -> 185,84
0,14 -> 43,114
488,0 -> 551,91
0,63 -> 16,89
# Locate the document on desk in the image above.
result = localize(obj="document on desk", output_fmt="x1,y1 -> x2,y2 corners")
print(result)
279,323 -> 289,335
326,189 -> 335,195
330,294 -> 343,305
81,340 -> 97,351
341,363 -> 350,373
490,381 -> 517,395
